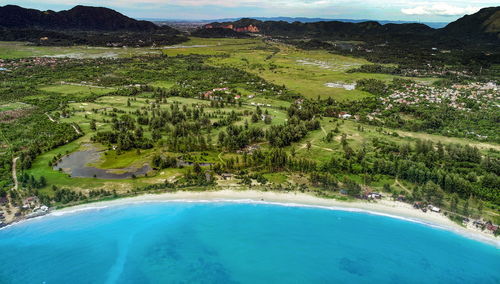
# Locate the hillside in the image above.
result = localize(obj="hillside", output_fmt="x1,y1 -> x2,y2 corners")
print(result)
0,5 -> 186,47
191,27 -> 250,38
442,7 -> 500,41
205,18 -> 433,42
202,7 -> 500,46
0,5 -> 159,31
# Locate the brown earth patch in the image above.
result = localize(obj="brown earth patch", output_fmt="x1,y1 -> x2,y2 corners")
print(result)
0,109 -> 31,122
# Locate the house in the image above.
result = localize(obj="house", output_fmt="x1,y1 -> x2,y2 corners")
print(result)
221,173 -> 233,180
367,192 -> 382,199
428,205 -> 441,213
236,144 -> 260,154
234,95 -> 241,100
23,196 -> 39,208
248,95 -> 255,99
338,112 -> 352,119
486,223 -> 498,232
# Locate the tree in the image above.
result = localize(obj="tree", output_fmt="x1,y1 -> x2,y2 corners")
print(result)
477,200 -> 483,214
341,134 -> 348,147
383,183 -> 392,193
39,176 -> 47,187
251,113 -> 259,123
90,120 -> 97,131
193,163 -> 202,174
325,131 -> 334,143
344,178 -> 361,197
462,197 -> 470,216
290,146 -> 296,157
422,181 -> 444,206
450,193 -> 459,212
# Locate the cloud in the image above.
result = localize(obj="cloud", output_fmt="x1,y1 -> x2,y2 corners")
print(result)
401,3 -> 480,16
4,0 -> 497,20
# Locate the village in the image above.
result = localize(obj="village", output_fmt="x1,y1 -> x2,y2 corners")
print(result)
380,81 -> 498,112
0,195 -> 50,228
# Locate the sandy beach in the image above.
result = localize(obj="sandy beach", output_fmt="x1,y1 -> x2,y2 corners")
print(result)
49,189 -> 500,247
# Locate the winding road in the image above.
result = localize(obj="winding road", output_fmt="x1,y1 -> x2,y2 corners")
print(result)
46,112 -> 82,135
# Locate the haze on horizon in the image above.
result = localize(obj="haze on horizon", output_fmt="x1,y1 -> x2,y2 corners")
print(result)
1,0 -> 498,23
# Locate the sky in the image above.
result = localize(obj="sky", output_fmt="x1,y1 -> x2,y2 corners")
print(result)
1,0 -> 498,22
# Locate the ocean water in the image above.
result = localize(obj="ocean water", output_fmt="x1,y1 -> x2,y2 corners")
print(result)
0,202 -> 498,283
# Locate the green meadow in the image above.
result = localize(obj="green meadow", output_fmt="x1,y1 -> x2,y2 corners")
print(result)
162,38 -> 435,101
0,41 -> 161,59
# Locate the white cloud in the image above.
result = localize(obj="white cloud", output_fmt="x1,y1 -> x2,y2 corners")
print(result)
401,3 -> 481,16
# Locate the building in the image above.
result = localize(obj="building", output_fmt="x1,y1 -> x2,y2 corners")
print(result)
428,205 -> 441,213
366,192 -> 382,199
338,112 -> 352,119
221,173 -> 233,180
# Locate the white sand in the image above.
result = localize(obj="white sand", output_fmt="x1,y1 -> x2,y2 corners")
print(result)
52,189 -> 499,247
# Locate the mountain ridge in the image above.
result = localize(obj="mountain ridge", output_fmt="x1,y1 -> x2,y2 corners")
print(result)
201,7 -> 500,46
0,5 -> 159,31
148,17 -> 448,29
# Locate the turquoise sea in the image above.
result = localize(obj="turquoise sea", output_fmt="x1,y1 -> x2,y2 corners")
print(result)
0,202 -> 498,283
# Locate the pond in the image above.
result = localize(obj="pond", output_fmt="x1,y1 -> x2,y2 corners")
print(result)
54,145 -> 152,179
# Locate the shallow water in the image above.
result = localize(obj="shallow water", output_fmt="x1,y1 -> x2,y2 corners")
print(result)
54,146 -> 151,179
0,202 -> 498,283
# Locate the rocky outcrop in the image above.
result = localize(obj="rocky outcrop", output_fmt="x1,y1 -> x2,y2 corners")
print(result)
203,23 -> 259,33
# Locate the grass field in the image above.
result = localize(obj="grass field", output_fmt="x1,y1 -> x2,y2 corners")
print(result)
0,102 -> 32,112
27,94 -> 290,193
0,41 -> 162,59
40,84 -> 116,96
29,92 -> 499,193
1,39 -> 435,102
291,118 -> 500,160
162,38 -> 436,101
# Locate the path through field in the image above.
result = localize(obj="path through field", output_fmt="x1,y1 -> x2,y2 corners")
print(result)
72,124 -> 82,135
11,157 -> 19,191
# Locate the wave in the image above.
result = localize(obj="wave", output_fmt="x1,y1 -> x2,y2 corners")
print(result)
2,197 -> 498,247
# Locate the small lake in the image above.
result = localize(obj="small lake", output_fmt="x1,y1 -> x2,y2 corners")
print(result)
54,145 -> 151,179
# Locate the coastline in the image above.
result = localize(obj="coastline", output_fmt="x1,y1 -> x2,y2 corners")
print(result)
4,189 -> 499,247
55,189 -> 500,247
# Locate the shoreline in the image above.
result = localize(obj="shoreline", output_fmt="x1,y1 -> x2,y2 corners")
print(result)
4,189 -> 500,247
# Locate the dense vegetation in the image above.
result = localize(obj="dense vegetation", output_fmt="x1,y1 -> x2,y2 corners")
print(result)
0,5 -> 187,47
0,34 -> 498,227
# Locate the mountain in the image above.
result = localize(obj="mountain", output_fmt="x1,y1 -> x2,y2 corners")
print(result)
146,17 -> 448,29
0,5 -> 159,31
442,7 -> 500,41
0,5 -> 187,47
201,7 -> 500,46
203,18 -> 434,41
